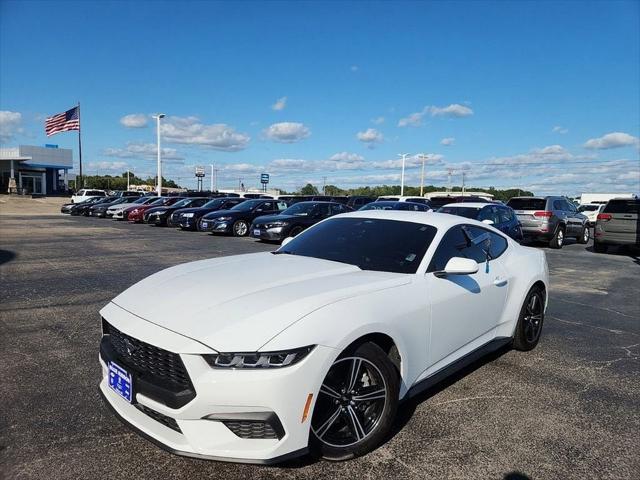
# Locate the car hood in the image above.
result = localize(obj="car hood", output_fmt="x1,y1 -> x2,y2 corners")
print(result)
107,252 -> 409,352
254,213 -> 300,223
202,209 -> 238,219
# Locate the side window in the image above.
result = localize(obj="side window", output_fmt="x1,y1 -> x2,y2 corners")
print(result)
467,226 -> 508,259
498,207 -> 514,223
428,226 -> 487,272
330,204 -> 344,215
277,201 -> 287,211
552,200 -> 564,210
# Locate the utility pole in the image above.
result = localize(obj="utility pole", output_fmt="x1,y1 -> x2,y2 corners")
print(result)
322,176 -> 327,195
462,171 -> 466,195
447,168 -> 454,192
154,113 -> 166,196
209,164 -> 214,192
398,153 -> 409,196
419,153 -> 427,196
127,170 -> 130,190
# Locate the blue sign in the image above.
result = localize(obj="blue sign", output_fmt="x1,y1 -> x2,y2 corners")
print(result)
260,173 -> 269,184
45,144 -> 59,148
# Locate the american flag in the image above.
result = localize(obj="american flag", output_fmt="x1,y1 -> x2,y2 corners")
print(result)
45,106 -> 80,136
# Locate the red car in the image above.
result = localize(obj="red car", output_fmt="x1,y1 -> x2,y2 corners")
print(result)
127,197 -> 184,223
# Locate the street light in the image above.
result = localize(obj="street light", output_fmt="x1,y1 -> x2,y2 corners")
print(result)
398,153 -> 409,196
154,113 -> 166,196
418,153 -> 427,196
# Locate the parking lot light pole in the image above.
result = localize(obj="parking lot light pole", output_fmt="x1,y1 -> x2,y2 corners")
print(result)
154,114 -> 166,196
419,153 -> 427,196
209,164 -> 214,192
398,153 -> 409,196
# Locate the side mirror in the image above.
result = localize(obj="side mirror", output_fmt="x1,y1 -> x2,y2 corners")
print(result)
281,236 -> 294,247
482,219 -> 494,225
434,257 -> 479,277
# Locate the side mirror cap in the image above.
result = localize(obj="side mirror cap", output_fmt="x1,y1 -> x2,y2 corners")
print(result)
434,257 -> 479,277
281,237 -> 294,247
482,219 -> 494,225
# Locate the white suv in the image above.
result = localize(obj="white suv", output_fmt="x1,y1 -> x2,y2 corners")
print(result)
71,189 -> 107,204
578,203 -> 605,226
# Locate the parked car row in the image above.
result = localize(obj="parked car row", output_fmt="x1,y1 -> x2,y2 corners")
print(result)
61,191 -> 638,253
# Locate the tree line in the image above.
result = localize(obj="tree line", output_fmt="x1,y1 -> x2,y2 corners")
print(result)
72,172 -> 181,190
290,183 -> 533,202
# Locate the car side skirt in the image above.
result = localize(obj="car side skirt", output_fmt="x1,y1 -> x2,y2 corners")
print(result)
98,389 -> 308,465
405,336 -> 512,400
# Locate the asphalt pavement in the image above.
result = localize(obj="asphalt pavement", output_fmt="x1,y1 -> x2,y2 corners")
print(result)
1,204 -> 638,480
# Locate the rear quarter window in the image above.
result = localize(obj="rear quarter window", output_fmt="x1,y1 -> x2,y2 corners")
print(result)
603,200 -> 640,214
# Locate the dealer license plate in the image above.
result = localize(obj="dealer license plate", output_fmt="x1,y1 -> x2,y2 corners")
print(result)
253,229 -> 261,236
108,361 -> 133,403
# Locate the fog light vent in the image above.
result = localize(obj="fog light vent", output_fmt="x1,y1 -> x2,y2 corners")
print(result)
223,420 -> 278,439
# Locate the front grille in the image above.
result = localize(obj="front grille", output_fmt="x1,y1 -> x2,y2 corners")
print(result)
136,404 -> 182,433
222,420 -> 279,439
102,320 -> 191,389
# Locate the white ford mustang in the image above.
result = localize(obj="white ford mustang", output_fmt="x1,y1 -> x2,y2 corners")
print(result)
98,210 -> 548,463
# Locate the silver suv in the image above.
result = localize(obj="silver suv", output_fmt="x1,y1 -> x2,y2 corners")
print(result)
507,196 -> 589,249
593,198 -> 639,253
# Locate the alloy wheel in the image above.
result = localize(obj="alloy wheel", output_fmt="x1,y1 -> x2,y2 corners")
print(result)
557,229 -> 564,246
234,221 -> 248,236
312,357 -> 387,448
523,292 -> 543,343
583,228 -> 590,242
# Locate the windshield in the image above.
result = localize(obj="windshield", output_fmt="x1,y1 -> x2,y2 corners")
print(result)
277,217 -> 437,274
171,199 -> 192,208
149,198 -> 166,206
231,199 -> 262,211
203,198 -> 224,208
578,205 -> 599,212
282,202 -> 318,216
132,196 -> 150,204
360,202 -> 398,211
438,206 -> 481,219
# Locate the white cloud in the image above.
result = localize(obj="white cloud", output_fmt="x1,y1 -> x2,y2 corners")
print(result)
428,103 -> 474,117
371,116 -> 385,125
86,161 -> 129,172
329,152 -> 365,162
263,122 -> 310,143
120,114 -> 148,128
103,142 -> 183,161
440,137 -> 456,146
161,116 -> 250,151
0,111 -> 23,143
398,103 -> 473,127
584,132 -> 639,150
271,97 -> 287,111
372,153 -> 443,169
552,126 -> 568,134
357,128 -> 383,147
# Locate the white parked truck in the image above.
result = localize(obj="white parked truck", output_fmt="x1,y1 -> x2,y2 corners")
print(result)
579,193 -> 635,205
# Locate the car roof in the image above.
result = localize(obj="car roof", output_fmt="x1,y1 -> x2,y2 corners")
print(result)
441,202 -> 494,208
340,209 -> 478,228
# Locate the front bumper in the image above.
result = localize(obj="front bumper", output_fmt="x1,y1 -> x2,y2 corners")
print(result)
200,219 -> 232,233
177,216 -> 198,229
145,213 -> 169,225
249,226 -> 287,241
98,303 -> 335,463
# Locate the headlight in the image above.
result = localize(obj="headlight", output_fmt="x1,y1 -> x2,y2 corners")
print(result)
130,209 -> 139,214
266,221 -> 288,228
182,213 -> 194,218
217,216 -> 232,221
154,210 -> 166,214
203,345 -> 315,369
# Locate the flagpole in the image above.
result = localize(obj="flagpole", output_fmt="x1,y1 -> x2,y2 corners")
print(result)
77,102 -> 83,189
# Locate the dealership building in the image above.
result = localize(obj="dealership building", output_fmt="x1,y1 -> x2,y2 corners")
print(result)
0,145 -> 73,195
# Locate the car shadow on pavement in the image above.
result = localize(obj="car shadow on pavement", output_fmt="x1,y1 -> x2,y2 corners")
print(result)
0,249 -> 16,265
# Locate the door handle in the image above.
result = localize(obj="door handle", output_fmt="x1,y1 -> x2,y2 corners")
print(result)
493,278 -> 508,287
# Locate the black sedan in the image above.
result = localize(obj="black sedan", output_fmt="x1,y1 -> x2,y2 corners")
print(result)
200,199 -> 287,236
88,196 -> 137,218
171,197 -> 247,230
437,203 -> 523,241
359,201 -> 430,212
144,197 -> 210,226
61,196 -> 103,214
250,201 -> 352,242
73,196 -> 118,216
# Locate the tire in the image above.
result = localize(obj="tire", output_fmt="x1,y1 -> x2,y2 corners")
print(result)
577,225 -> 590,244
310,342 -> 399,461
549,225 -> 565,249
232,220 -> 249,237
289,226 -> 304,237
593,241 -> 608,253
513,287 -> 545,351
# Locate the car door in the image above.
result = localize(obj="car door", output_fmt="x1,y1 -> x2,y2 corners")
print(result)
425,225 -> 509,368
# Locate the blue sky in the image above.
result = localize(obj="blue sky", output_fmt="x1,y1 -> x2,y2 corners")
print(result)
1,0 -> 639,194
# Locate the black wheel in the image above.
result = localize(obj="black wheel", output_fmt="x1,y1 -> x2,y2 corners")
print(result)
232,220 -> 249,237
577,225 -> 590,244
549,226 -> 564,249
593,241 -> 608,253
513,287 -> 545,351
289,226 -> 304,237
310,342 -> 399,461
